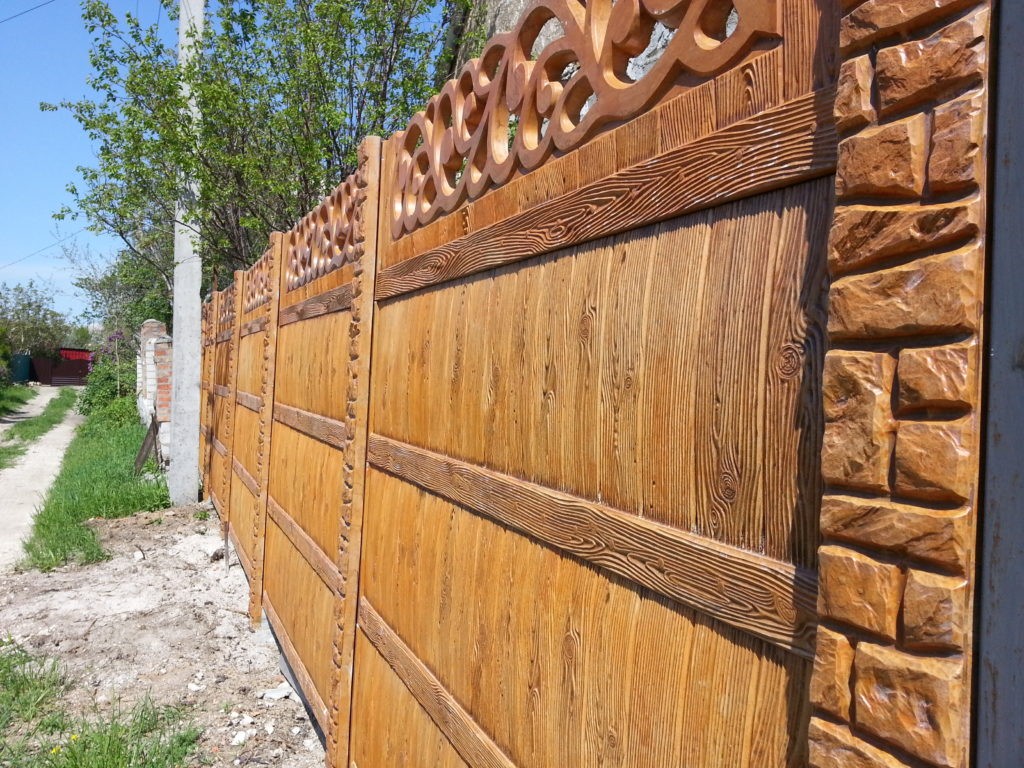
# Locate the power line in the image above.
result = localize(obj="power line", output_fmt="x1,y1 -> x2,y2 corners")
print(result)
0,0 -> 61,26
0,228 -> 87,271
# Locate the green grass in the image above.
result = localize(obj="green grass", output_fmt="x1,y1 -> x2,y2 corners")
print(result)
22,397 -> 171,571
0,642 -> 199,768
0,389 -> 78,471
0,639 -> 66,733
0,385 -> 37,420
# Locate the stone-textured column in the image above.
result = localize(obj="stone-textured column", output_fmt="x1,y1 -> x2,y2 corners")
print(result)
810,3 -> 991,767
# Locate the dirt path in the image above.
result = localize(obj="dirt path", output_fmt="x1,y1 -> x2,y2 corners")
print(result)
0,506 -> 324,767
0,389 -> 84,571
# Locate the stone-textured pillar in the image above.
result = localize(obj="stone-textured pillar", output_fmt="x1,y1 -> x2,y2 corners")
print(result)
137,319 -> 168,422
810,3 -> 991,767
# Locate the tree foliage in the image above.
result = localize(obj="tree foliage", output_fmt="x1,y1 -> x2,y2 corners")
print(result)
52,0 -> 467,293
63,242 -> 173,337
0,281 -> 75,357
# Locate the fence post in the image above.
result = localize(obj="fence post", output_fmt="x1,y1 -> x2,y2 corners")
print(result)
327,135 -> 382,768
199,290 -> 218,499
249,233 -> 285,625
219,271 -> 244,540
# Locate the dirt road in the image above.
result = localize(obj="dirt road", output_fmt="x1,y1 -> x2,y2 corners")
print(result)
0,506 -> 324,766
0,387 -> 84,571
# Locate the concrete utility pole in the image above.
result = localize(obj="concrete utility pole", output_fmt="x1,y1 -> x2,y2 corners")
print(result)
167,0 -> 205,504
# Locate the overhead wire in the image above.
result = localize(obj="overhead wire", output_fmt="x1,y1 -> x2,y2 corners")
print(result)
0,0 -> 61,26
0,228 -> 87,271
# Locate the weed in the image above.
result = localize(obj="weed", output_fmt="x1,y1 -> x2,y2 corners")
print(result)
0,639 -> 65,733
194,510 -> 210,522
28,700 -> 200,768
0,642 -> 199,768
21,397 -> 170,571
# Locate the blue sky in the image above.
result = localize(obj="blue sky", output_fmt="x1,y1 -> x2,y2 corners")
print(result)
0,0 -> 165,318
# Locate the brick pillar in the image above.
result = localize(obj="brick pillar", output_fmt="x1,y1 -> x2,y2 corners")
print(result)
153,338 -> 173,461
154,340 -> 173,424
810,3 -> 990,767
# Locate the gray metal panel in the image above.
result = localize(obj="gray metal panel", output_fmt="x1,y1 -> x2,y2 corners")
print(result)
976,1 -> 1024,764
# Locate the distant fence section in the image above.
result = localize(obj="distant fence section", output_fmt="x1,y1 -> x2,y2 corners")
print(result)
196,0 -> 994,766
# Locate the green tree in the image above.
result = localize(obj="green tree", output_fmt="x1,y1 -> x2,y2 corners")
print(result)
62,241 -> 173,339
51,0 -> 467,286
0,282 -> 73,357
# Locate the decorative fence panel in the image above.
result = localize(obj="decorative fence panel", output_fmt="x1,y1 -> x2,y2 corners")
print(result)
194,0 -> 995,765
206,281 -> 241,521
349,1 -> 834,765
257,138 -> 380,765
228,245 -> 281,580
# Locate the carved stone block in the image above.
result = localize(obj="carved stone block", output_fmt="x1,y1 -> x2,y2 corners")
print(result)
894,418 -> 975,503
810,626 -> 855,719
821,495 -> 970,573
828,201 -> 981,275
876,9 -> 988,116
836,55 -> 876,132
821,351 -> 896,494
818,546 -> 903,639
897,341 -> 977,413
809,717 -> 911,768
840,0 -> 977,53
929,90 -> 986,193
904,569 -> 968,651
828,245 -> 982,340
836,115 -> 928,199
854,643 -> 964,767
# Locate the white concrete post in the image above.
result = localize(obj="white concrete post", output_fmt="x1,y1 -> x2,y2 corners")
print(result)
167,0 -> 205,504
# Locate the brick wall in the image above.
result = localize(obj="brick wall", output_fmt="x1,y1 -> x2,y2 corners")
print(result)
810,2 -> 990,766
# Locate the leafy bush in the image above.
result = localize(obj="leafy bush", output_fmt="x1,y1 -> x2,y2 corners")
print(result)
93,396 -> 138,428
79,356 -> 136,415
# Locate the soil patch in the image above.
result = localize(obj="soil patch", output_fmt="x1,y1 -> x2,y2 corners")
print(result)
0,505 -> 324,767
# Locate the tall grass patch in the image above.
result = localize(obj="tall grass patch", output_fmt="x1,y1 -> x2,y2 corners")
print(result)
22,397 -> 170,571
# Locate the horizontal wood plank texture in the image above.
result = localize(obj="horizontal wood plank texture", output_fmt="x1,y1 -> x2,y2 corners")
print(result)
376,88 -> 836,300
367,435 -> 817,656
235,390 -> 262,413
240,315 -> 268,337
273,403 -> 347,450
279,281 -> 355,326
232,457 -> 259,498
358,599 -> 517,768
268,496 -> 343,596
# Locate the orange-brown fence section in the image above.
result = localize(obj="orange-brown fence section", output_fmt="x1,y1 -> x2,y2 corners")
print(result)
197,1 -> 994,766
202,139 -> 381,766
352,0 -> 832,762
204,280 -> 240,524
